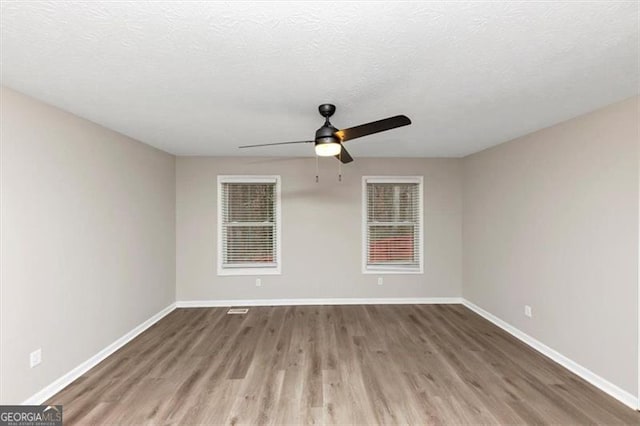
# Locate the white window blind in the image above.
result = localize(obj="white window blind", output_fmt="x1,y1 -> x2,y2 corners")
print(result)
218,176 -> 281,275
363,177 -> 423,273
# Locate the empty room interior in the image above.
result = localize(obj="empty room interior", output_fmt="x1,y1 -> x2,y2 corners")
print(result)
1,1 -> 639,424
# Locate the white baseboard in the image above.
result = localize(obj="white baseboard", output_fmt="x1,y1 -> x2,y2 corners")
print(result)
176,297 -> 462,308
22,303 -> 177,405
462,299 -> 638,410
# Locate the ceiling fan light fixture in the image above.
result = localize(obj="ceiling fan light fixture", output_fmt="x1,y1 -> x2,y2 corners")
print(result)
315,137 -> 341,157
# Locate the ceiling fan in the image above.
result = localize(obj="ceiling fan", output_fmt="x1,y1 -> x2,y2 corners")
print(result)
238,104 -> 411,163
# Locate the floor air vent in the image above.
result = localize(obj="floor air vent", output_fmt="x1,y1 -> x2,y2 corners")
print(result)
227,308 -> 249,315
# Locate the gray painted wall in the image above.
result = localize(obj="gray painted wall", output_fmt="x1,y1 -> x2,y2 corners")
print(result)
176,157 -> 463,301
0,87 -> 176,403
462,96 -> 639,396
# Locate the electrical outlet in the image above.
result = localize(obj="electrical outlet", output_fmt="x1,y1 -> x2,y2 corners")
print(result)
30,349 -> 41,368
524,305 -> 533,318
377,277 -> 383,286
255,278 -> 262,287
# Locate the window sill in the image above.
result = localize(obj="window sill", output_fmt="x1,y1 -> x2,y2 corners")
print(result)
217,267 -> 281,276
362,267 -> 423,275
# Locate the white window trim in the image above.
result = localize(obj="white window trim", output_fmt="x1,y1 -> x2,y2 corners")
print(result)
217,175 -> 282,276
362,176 -> 424,274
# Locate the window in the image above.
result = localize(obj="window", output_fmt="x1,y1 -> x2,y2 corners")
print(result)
217,176 -> 281,275
363,176 -> 423,273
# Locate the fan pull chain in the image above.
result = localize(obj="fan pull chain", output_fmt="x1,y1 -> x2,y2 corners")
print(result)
315,155 -> 319,183
338,153 -> 342,182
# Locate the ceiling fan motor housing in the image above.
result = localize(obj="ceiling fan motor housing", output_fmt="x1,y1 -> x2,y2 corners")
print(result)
315,123 -> 339,145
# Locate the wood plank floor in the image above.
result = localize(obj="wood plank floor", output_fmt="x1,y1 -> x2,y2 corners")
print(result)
48,305 -> 639,425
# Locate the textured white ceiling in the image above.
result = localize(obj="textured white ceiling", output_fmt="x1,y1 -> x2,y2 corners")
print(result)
1,1 -> 638,157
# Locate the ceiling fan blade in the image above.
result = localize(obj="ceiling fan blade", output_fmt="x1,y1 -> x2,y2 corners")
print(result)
239,140 -> 313,149
337,115 -> 411,142
335,145 -> 354,163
